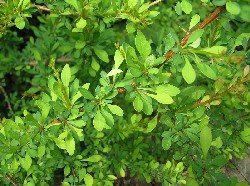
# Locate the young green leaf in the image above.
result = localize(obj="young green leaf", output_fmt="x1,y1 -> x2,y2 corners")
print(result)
186,178 -> 199,186
83,155 -> 102,162
107,69 -> 123,77
146,114 -> 158,133
201,46 -> 227,55
114,49 -> 124,69
182,57 -> 196,84
226,2 -> 240,15
64,0 -> 79,11
79,88 -> 95,100
200,126 -> 212,159
133,96 -> 143,112
145,92 -> 173,104
126,22 -> 136,33
61,64 -> 71,87
194,55 -> 217,80
65,133 -> 75,155
101,109 -> 114,127
189,14 -> 200,30
93,47 -> 109,63
107,104 -> 123,116
76,18 -> 87,29
93,110 -> 108,131
162,136 -> 172,150
84,174 -> 93,186
135,31 -> 151,60
181,0 -> 192,14
175,2 -> 182,15
15,16 -> 25,29
19,153 -> 32,171
37,144 -> 45,158
186,30 -> 204,45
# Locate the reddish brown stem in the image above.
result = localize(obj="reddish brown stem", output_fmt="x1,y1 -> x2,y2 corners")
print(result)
156,6 -> 225,67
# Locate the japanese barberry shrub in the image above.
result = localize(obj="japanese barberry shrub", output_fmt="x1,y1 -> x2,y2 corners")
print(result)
0,0 -> 250,185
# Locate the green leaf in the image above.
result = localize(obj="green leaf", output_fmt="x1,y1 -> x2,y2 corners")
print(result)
182,57 -> 196,84
240,126 -> 250,144
93,110 -> 108,131
64,0 -> 79,11
83,155 -> 102,162
91,57 -> 100,71
186,30 -> 204,45
212,0 -> 226,6
135,31 -> 151,60
20,153 -> 32,171
37,144 -> 45,158
226,2 -> 240,15
162,136 -> 172,150
126,22 -> 136,33
15,16 -> 25,29
76,18 -> 87,29
61,64 -> 71,87
133,96 -> 143,112
107,104 -> 123,116
146,92 -> 173,104
101,109 -> 114,127
175,2 -> 182,15
211,137 -> 223,148
65,133 -> 75,155
84,174 -> 93,186
120,167 -> 126,177
79,88 -> 95,100
201,46 -> 227,55
114,49 -> 124,69
189,14 -> 200,30
140,93 -> 153,115
146,114 -> 158,133
181,0 -> 192,14
164,33 -> 176,52
194,55 -> 217,80
107,69 -> 123,77
155,84 -> 180,97
93,47 -> 109,63
200,126 -> 212,159
128,0 -> 138,8
70,120 -> 86,127
186,178 -> 199,186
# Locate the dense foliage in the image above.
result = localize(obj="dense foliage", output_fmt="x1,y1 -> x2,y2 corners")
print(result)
0,0 -> 250,185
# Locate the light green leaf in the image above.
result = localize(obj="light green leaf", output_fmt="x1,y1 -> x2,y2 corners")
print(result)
20,153 -> 32,171
226,2 -> 240,15
162,137 -> 172,150
182,57 -> 196,84
91,57 -> 100,71
84,174 -> 93,186
114,49 -> 124,69
93,47 -> 109,63
83,155 -> 102,162
76,18 -> 87,29
15,16 -> 25,29
64,0 -> 79,11
128,0 -> 138,8
107,104 -> 123,116
107,69 -> 123,77
126,22 -> 136,33
201,46 -> 227,55
146,114 -> 158,133
155,84 -> 180,97
145,92 -> 173,104
164,33 -> 176,52
200,126 -> 212,159
133,96 -> 143,112
93,110 -> 107,131
189,14 -> 200,30
212,0 -> 226,6
135,31 -> 151,60
101,109 -> 114,127
186,30 -> 204,45
140,93 -> 153,115
61,64 -> 71,87
175,2 -> 182,15
79,88 -> 95,100
37,144 -> 45,158
240,126 -> 250,144
75,40 -> 86,49
211,137 -> 223,148
194,55 -> 217,80
186,178 -> 199,186
65,133 -> 75,155
181,0 -> 192,14
120,167 -> 126,177
70,120 -> 86,127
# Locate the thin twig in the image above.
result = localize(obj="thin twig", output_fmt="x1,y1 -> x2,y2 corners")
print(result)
5,175 -> 19,186
0,86 -> 14,114
155,6 -> 225,68
29,56 -> 74,66
35,5 -> 54,12
149,0 -> 162,7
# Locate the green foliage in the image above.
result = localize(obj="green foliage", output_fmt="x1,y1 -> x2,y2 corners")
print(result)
0,0 -> 250,185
